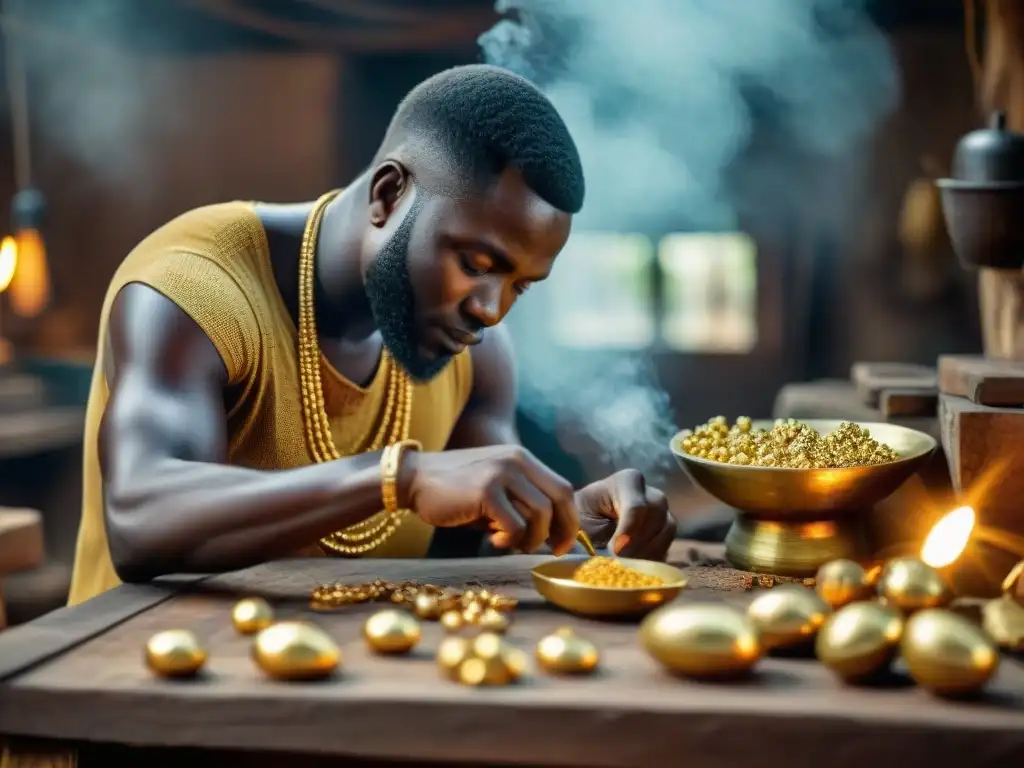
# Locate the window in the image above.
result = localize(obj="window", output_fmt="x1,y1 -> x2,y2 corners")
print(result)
543,231 -> 758,353
547,232 -> 655,350
659,233 -> 758,353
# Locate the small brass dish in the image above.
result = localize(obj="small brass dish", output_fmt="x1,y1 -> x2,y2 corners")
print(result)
531,556 -> 687,618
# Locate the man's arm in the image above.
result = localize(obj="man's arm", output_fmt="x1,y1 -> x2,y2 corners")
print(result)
447,325 -> 677,560
100,284 -> 395,582
446,323 -> 520,451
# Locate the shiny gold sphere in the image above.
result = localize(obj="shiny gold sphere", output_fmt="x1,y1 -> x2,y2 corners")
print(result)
144,629 -> 207,678
878,557 -> 952,613
982,594 -> 1024,652
413,592 -> 442,620
478,607 -> 511,633
902,609 -> 1000,696
747,585 -> 831,651
815,601 -> 903,682
436,636 -> 471,679
252,621 -> 341,681
440,609 -> 464,632
814,560 -> 873,610
231,597 -> 274,635
535,630 -> 600,674
363,609 -> 422,655
640,603 -> 762,679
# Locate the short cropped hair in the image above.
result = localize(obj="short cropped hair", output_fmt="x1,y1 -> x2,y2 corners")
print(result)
376,64 -> 585,215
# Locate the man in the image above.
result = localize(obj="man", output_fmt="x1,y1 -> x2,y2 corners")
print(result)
68,64 -> 677,606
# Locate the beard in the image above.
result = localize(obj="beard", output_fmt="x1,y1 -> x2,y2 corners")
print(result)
364,196 -> 451,382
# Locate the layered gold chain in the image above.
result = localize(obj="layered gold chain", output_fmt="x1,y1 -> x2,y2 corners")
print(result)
298,191 -> 415,555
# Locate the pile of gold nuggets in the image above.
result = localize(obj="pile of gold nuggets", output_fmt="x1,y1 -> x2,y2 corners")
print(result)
678,416 -> 900,468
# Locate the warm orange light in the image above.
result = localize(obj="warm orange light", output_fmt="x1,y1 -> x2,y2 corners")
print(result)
0,236 -> 16,293
921,506 -> 976,568
8,228 -> 50,317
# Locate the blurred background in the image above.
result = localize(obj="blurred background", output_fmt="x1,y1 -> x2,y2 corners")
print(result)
0,0 -> 1001,622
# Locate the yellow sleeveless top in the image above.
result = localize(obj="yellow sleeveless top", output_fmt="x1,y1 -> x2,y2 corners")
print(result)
68,202 -> 474,606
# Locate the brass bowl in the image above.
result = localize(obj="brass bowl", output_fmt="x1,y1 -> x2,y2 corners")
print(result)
671,420 -> 937,576
531,556 -> 687,618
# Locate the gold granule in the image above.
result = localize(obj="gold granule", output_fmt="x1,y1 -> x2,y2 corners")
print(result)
677,417 -> 900,469
572,557 -> 665,589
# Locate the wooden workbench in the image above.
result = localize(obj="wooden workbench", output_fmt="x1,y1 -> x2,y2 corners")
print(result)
0,541 -> 1021,768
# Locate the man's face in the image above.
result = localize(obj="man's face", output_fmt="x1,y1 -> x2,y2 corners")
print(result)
365,167 -> 572,381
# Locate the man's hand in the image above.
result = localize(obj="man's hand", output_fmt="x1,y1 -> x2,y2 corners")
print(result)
405,446 -> 580,556
575,469 -> 677,561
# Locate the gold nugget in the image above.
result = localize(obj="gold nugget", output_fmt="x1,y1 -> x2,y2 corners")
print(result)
678,416 -> 900,468
252,622 -> 340,681
363,609 -> 421,655
144,629 -> 207,678
573,557 -> 665,589
535,628 -> 600,674
440,632 -> 526,686
902,609 -> 999,696
231,597 -> 274,635
440,609 -> 465,632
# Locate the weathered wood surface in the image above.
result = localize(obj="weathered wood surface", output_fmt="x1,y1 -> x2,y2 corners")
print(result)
850,362 -> 937,409
0,541 -> 1022,768
0,508 -> 44,629
939,355 -> 1024,406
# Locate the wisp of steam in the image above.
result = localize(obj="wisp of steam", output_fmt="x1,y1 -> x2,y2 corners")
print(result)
480,0 -> 899,482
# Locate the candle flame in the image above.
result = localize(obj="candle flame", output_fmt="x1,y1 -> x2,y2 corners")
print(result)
0,236 -> 16,292
921,506 -> 975,568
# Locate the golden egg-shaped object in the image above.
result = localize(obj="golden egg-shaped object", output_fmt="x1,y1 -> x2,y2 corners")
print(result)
144,629 -> 207,678
878,557 -> 952,613
478,607 -> 511,633
982,594 -> 1024,652
902,609 -> 1000,696
252,621 -> 341,681
363,609 -> 422,655
815,560 -> 873,610
815,601 -> 903,682
440,609 -> 464,633
462,602 -> 484,625
639,603 -> 762,680
231,597 -> 274,635
414,592 -> 441,620
747,585 -> 831,651
535,630 -> 600,674
436,636 -> 471,679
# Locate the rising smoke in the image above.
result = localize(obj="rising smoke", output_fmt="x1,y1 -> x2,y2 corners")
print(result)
12,1 -> 186,195
480,0 -> 899,482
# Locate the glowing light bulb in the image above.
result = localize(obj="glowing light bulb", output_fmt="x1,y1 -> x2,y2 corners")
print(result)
0,236 -> 16,293
9,228 -> 50,317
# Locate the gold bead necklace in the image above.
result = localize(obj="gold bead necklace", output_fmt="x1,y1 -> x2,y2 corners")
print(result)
298,191 -> 415,555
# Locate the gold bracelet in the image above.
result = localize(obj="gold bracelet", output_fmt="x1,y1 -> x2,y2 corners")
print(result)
381,439 -> 422,515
